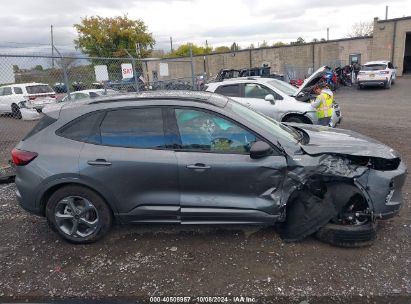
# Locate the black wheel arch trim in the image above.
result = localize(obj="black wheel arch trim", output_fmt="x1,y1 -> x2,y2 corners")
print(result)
36,175 -> 120,216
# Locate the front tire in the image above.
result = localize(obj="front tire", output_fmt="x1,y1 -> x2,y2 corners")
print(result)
45,185 -> 112,244
315,221 -> 377,247
11,104 -> 22,119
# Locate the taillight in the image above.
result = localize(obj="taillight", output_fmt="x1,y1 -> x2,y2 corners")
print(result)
28,96 -> 36,100
379,71 -> 389,74
11,148 -> 38,166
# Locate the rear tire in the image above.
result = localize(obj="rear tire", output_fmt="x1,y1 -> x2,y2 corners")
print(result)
45,185 -> 112,244
385,78 -> 392,89
315,221 -> 377,248
11,104 -> 22,119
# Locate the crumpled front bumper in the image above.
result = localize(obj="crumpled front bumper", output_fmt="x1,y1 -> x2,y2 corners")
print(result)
358,161 -> 407,219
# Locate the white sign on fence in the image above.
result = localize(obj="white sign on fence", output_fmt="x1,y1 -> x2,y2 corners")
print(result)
159,63 -> 169,76
0,64 -> 15,85
94,65 -> 109,82
121,63 -> 134,79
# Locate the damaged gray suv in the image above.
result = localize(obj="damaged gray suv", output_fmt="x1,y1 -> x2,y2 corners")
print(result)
13,91 -> 407,246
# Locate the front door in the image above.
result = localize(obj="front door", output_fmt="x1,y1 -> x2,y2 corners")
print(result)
78,107 -> 180,223
172,107 -> 287,224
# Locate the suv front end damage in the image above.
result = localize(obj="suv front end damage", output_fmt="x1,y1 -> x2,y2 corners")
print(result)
278,150 -> 407,245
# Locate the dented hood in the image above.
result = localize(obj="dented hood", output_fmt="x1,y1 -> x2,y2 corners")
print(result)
290,124 -> 400,159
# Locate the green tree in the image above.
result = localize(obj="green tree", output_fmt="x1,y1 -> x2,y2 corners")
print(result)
12,65 -> 19,73
33,65 -> 43,71
74,15 -> 155,58
273,41 -> 286,47
214,46 -> 231,53
312,38 -> 319,42
166,43 -> 212,57
248,43 -> 255,49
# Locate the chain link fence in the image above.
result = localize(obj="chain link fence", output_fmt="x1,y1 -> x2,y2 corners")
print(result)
0,52 -> 200,180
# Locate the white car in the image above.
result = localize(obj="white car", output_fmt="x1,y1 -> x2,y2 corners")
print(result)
0,83 -> 56,119
205,66 -> 342,127
357,60 -> 396,89
60,89 -> 119,102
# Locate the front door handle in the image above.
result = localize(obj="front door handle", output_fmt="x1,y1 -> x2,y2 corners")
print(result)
87,159 -> 112,166
186,163 -> 211,170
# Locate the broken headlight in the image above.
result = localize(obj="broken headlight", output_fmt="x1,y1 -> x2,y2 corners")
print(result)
347,156 -> 400,171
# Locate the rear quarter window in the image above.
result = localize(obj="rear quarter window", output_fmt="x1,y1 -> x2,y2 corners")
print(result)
23,115 -> 57,140
57,111 -> 105,144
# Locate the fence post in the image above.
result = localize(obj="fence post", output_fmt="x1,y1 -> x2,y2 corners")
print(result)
189,48 -> 196,90
125,49 -> 140,93
53,46 -> 71,100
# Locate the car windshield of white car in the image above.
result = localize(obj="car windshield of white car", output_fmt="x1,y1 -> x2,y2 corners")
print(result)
267,80 -> 298,96
362,64 -> 386,71
229,101 -> 298,143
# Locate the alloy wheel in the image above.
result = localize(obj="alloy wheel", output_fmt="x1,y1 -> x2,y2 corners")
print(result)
54,196 -> 99,238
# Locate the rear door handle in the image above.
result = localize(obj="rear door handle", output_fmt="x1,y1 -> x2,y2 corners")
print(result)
186,163 -> 211,170
87,159 -> 112,166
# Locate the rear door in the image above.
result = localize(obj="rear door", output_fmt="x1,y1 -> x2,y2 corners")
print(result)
76,107 -> 180,223
172,107 -> 287,224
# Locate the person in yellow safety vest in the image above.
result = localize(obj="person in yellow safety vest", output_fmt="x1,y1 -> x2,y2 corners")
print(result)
311,84 -> 334,126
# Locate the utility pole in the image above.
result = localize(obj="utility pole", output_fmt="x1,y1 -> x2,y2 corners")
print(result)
170,37 -> 173,52
327,27 -> 329,41
51,25 -> 54,68
385,5 -> 389,20
135,42 -> 141,58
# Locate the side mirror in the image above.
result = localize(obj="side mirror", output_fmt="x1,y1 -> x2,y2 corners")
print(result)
250,141 -> 273,159
264,94 -> 276,105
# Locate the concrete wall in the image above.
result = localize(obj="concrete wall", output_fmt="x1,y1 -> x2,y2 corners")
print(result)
372,17 -> 411,75
142,16 -> 411,81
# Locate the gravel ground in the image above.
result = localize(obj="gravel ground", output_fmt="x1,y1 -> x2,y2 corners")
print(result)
0,79 -> 410,303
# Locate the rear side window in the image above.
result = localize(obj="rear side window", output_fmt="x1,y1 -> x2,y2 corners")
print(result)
23,115 -> 57,140
100,108 -> 166,149
26,85 -> 54,94
215,84 -> 240,97
13,87 -> 23,94
57,111 -> 105,144
2,87 -> 12,96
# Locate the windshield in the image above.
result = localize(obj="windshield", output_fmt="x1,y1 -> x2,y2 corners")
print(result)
267,80 -> 298,96
229,101 -> 298,143
362,64 -> 386,71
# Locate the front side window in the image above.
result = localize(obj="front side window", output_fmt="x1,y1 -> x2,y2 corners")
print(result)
100,108 -> 166,149
244,83 -> 273,99
215,84 -> 240,97
175,108 -> 257,154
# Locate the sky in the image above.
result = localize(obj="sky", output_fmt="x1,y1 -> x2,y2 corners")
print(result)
0,0 -> 410,54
